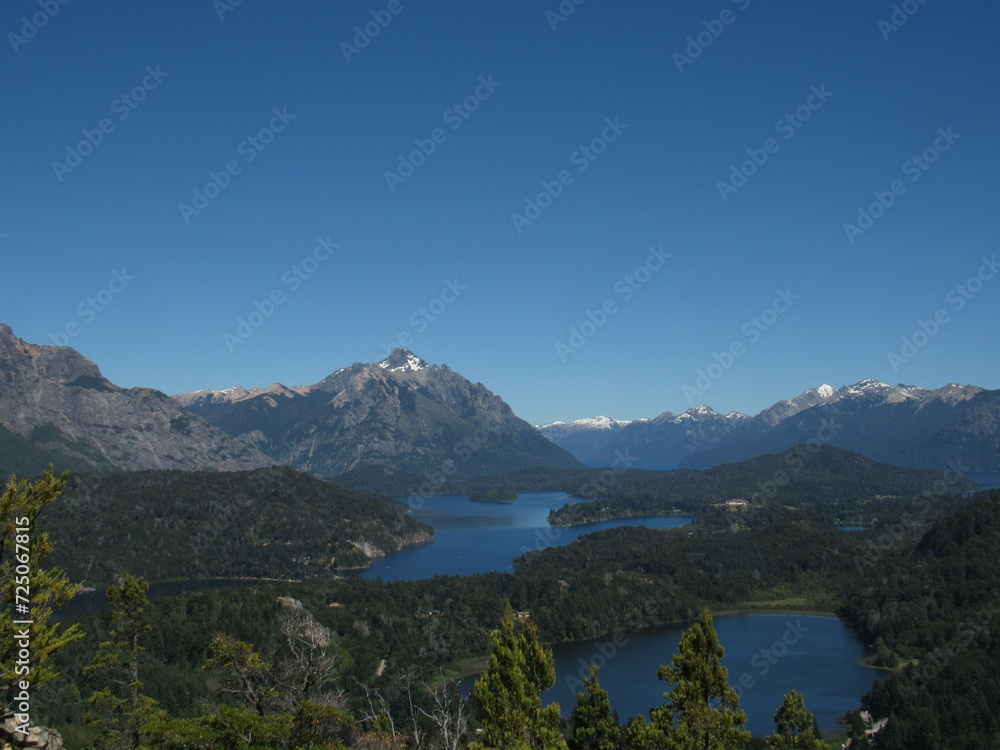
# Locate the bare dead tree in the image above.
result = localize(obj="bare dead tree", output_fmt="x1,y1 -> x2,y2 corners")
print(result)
418,680 -> 472,750
397,667 -> 428,749
276,608 -> 340,710
353,678 -> 407,749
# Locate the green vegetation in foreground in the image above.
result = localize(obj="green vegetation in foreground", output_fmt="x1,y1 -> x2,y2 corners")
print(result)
471,607 -> 567,749
626,608 -> 751,748
1,469 -> 84,745
38,512 -> 902,745
47,575 -> 841,749
9,463 -> 1000,747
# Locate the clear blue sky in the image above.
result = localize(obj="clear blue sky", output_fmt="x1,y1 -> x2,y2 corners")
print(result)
2,0 -> 998,424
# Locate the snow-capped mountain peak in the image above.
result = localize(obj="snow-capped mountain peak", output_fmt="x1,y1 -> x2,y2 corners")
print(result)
572,416 -> 627,429
838,379 -> 929,402
674,404 -> 719,420
671,405 -> 749,422
536,416 -> 633,430
845,379 -> 893,394
378,348 -> 428,373
535,377 -> 999,471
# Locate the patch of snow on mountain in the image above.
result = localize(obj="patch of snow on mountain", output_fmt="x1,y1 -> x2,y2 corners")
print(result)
378,350 -> 429,373
536,416 -> 639,430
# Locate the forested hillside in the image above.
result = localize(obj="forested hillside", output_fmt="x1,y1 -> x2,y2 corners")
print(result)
42,467 -> 433,587
39,518 -> 879,746
841,493 -> 1000,748
545,445 -> 977,526
17,469 -> 1000,748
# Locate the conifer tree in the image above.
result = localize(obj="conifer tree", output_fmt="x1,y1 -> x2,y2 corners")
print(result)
627,608 -> 749,750
202,634 -> 279,716
470,608 -> 568,750
0,468 -> 84,746
845,710 -> 873,749
84,575 -> 163,749
767,690 -> 826,749
570,663 -> 620,750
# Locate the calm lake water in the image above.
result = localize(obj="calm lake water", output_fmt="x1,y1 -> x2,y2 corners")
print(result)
420,494 -> 879,738
968,471 -> 1000,490
584,460 -> 681,471
546,614 -> 879,739
53,578 -> 271,623
58,492 -> 878,736
358,492 -> 693,581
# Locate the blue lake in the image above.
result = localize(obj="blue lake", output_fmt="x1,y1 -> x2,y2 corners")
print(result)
406,493 -> 879,739
58,491 -> 880,737
358,492 -> 693,581
584,460 -> 682,471
546,614 -> 879,739
53,577 -> 270,623
968,471 -> 1000,490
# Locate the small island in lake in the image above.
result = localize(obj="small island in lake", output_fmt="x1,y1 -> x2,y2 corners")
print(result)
469,489 -> 517,503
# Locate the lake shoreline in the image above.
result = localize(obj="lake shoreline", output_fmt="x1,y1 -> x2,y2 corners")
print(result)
549,508 -> 692,528
451,610 -> 881,740
453,608 -> 861,684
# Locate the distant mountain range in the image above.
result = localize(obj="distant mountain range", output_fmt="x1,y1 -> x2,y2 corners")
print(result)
174,348 -> 582,480
537,380 -> 1000,472
534,415 -> 643,462
4,319 -> 995,481
0,324 -> 580,480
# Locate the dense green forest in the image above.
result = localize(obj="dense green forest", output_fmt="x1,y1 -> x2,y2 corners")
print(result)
544,446 -> 977,527
40,493 -> 999,746
468,489 -> 517,503
337,445 -> 978,531
42,467 -> 433,587
5,461 -> 999,748
840,495 -> 1000,748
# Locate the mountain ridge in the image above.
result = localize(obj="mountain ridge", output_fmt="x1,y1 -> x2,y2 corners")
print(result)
0,323 -> 275,478
175,348 -> 583,480
539,379 -> 1000,471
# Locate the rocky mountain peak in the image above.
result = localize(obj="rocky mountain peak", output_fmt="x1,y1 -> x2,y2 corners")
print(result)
689,404 -> 717,416
919,383 -> 984,406
816,384 -> 837,399
377,349 -> 429,373
0,322 -> 275,477
835,379 -> 928,404
0,322 -> 106,384
176,348 -> 581,479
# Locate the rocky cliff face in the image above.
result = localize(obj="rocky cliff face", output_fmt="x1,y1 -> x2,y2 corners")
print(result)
0,323 -> 274,477
1,720 -> 64,750
177,349 -> 583,480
